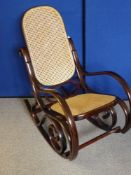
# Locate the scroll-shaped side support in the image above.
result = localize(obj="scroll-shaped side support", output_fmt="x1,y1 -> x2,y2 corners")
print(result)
38,88 -> 79,160
84,71 -> 131,133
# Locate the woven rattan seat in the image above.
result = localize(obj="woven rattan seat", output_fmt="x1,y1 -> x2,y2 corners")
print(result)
51,93 -> 116,116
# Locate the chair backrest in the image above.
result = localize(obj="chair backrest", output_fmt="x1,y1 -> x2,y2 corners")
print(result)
22,6 -> 76,86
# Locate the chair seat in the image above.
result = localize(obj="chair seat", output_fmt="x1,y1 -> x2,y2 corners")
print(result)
51,93 -> 116,117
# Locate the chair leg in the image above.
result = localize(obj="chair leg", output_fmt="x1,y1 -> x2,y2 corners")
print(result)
24,98 -> 77,160
117,99 -> 130,133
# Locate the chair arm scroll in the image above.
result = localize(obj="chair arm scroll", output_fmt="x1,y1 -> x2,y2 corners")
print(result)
39,87 -> 79,160
84,71 -> 131,110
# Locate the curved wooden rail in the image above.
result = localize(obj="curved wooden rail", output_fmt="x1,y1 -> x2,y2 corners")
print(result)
39,88 -> 79,160
84,71 -> 131,132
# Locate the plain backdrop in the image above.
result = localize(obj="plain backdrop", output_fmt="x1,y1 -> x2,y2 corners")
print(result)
0,0 -> 131,99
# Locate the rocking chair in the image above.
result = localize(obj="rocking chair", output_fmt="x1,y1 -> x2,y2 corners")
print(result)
19,6 -> 131,160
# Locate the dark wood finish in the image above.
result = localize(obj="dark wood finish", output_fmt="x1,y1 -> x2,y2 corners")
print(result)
79,126 -> 120,150
19,37 -> 131,160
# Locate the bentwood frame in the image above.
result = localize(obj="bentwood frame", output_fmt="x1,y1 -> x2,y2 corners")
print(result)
19,6 -> 131,160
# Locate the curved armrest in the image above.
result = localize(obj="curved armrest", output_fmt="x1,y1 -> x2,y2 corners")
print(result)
41,88 -> 73,117
84,71 -> 131,110
39,87 -> 79,159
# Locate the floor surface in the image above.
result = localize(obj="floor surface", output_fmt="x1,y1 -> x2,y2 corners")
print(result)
0,99 -> 131,175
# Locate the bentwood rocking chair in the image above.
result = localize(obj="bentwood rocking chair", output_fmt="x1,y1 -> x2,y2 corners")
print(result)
19,6 -> 131,160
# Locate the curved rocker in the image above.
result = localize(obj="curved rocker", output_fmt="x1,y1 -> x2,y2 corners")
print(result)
19,6 -> 131,160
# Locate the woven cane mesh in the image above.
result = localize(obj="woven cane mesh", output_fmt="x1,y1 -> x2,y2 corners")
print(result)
51,93 -> 116,116
22,6 -> 75,86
